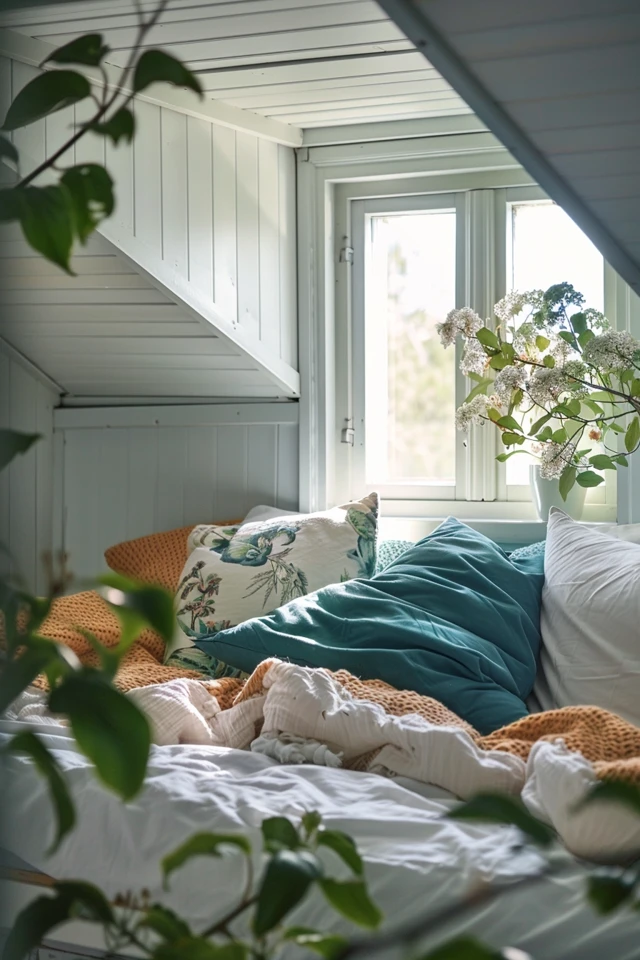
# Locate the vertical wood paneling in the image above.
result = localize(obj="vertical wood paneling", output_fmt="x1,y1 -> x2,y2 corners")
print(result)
74,98 -> 106,167
160,108 -> 188,274
247,423 -> 278,505
106,136 -> 134,235
278,145 -> 298,367
187,116 -> 214,298
0,347 -> 59,592
211,124 -> 238,322
235,132 -> 260,340
183,426 -> 217,523
214,424 -> 248,519
44,103 -> 76,183
133,99 -> 162,256
258,138 -> 281,354
0,57 -> 11,129
11,61 -> 45,174
56,412 -> 299,574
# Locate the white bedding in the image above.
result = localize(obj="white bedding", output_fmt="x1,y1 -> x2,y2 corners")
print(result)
2,709 -> 639,958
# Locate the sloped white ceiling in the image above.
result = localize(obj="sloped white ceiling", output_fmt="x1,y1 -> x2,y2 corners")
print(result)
0,0 -> 471,127
377,0 -> 640,296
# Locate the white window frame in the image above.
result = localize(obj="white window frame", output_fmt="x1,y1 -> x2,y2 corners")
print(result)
348,183 -> 620,522
296,125 -> 639,525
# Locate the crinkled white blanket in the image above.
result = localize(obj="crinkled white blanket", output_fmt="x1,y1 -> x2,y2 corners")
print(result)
8,662 -> 640,864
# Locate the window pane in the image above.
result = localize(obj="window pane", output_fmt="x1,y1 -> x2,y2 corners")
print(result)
506,201 -> 604,486
365,211 -> 456,485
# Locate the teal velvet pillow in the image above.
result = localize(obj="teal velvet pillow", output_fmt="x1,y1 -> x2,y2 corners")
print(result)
195,517 -> 544,734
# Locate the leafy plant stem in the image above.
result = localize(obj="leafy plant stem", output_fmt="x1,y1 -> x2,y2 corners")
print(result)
17,0 -> 170,189
200,894 -> 259,939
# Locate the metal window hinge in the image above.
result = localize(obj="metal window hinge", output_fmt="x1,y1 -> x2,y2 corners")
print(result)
339,245 -> 354,264
341,419 -> 355,445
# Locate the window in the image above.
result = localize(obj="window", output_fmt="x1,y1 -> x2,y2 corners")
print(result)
349,185 -> 618,520
505,198 -> 605,489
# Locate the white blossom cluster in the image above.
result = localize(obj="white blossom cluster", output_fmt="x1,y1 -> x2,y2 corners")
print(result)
493,365 -> 528,402
531,441 -> 575,480
454,394 -> 490,432
583,330 -> 640,373
460,337 -> 487,376
527,366 -> 571,407
494,291 -> 529,324
436,307 -> 483,347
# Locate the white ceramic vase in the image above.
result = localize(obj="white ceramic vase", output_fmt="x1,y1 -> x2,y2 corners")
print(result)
529,464 -> 586,521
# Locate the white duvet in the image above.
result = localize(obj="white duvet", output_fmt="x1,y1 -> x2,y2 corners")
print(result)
3,667 -> 640,959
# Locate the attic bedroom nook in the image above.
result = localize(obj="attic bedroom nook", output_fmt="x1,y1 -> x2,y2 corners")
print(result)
1,2 -> 640,959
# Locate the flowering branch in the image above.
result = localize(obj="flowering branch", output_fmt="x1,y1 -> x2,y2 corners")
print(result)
438,283 -> 640,499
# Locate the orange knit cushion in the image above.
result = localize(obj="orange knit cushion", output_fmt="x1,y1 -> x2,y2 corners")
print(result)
105,522 -> 240,593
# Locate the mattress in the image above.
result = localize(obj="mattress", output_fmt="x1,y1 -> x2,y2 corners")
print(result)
1,720 -> 637,959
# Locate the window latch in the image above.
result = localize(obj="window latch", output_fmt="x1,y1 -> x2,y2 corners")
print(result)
339,245 -> 354,264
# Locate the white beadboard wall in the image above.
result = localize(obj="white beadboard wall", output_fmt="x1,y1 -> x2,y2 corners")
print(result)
0,54 -> 299,399
0,341 -> 59,593
53,404 -> 299,579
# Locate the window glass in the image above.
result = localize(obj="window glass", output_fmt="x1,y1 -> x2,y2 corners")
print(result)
365,211 -> 456,486
506,201 -> 604,485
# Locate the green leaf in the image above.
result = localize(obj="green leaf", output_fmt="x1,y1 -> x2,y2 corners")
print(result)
608,422 -> 625,434
501,432 -> 524,446
162,831 -> 251,886
6,731 -> 75,854
587,870 -> 637,915
133,50 -> 203,96
487,407 -> 502,422
98,573 -> 175,648
588,390 -> 618,403
61,164 -> 114,243
489,353 -> 509,371
501,342 -> 515,361
559,330 -> 578,348
529,413 -> 551,436
3,882 -> 113,960
535,335 -> 550,352
89,107 -> 135,145
550,403 -> 575,417
496,415 -> 522,433
76,628 -> 119,680
559,466 -> 577,502
630,378 -> 640,398
576,471 -> 604,488
464,379 -> 492,404
43,34 -> 109,68
48,670 -> 150,800
583,398 -> 604,417
138,905 -> 192,943
416,937 -> 503,960
579,329 -> 596,349
566,398 -> 582,417
16,185 -> 75,273
543,355 -> 556,368
576,780 -> 640,817
625,416 -> 640,453
537,426 -> 553,442
301,811 -> 322,838
154,937 -> 244,960
495,450 -> 529,462
261,816 -> 300,852
589,454 -> 615,471
0,429 -> 40,471
0,134 -> 18,166
467,372 -> 485,383
475,328 -> 500,350
2,70 -> 91,130
571,312 -> 587,335
319,878 -> 382,930
617,454 -> 629,467
0,637 -> 66,714
447,793 -> 555,847
551,427 -> 568,444
317,830 -> 363,876
253,850 -> 323,936
283,928 -> 348,959
0,186 -> 23,222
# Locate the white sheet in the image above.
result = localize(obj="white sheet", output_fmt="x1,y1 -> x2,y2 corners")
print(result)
1,717 -> 639,959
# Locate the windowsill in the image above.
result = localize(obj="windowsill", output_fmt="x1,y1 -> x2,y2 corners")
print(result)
379,509 -> 617,547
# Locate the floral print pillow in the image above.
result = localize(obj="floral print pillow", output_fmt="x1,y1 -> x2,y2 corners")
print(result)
166,493 -> 379,661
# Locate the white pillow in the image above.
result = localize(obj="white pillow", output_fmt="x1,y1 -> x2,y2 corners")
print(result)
240,504 -> 300,527
167,493 -> 379,660
535,508 -> 640,725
